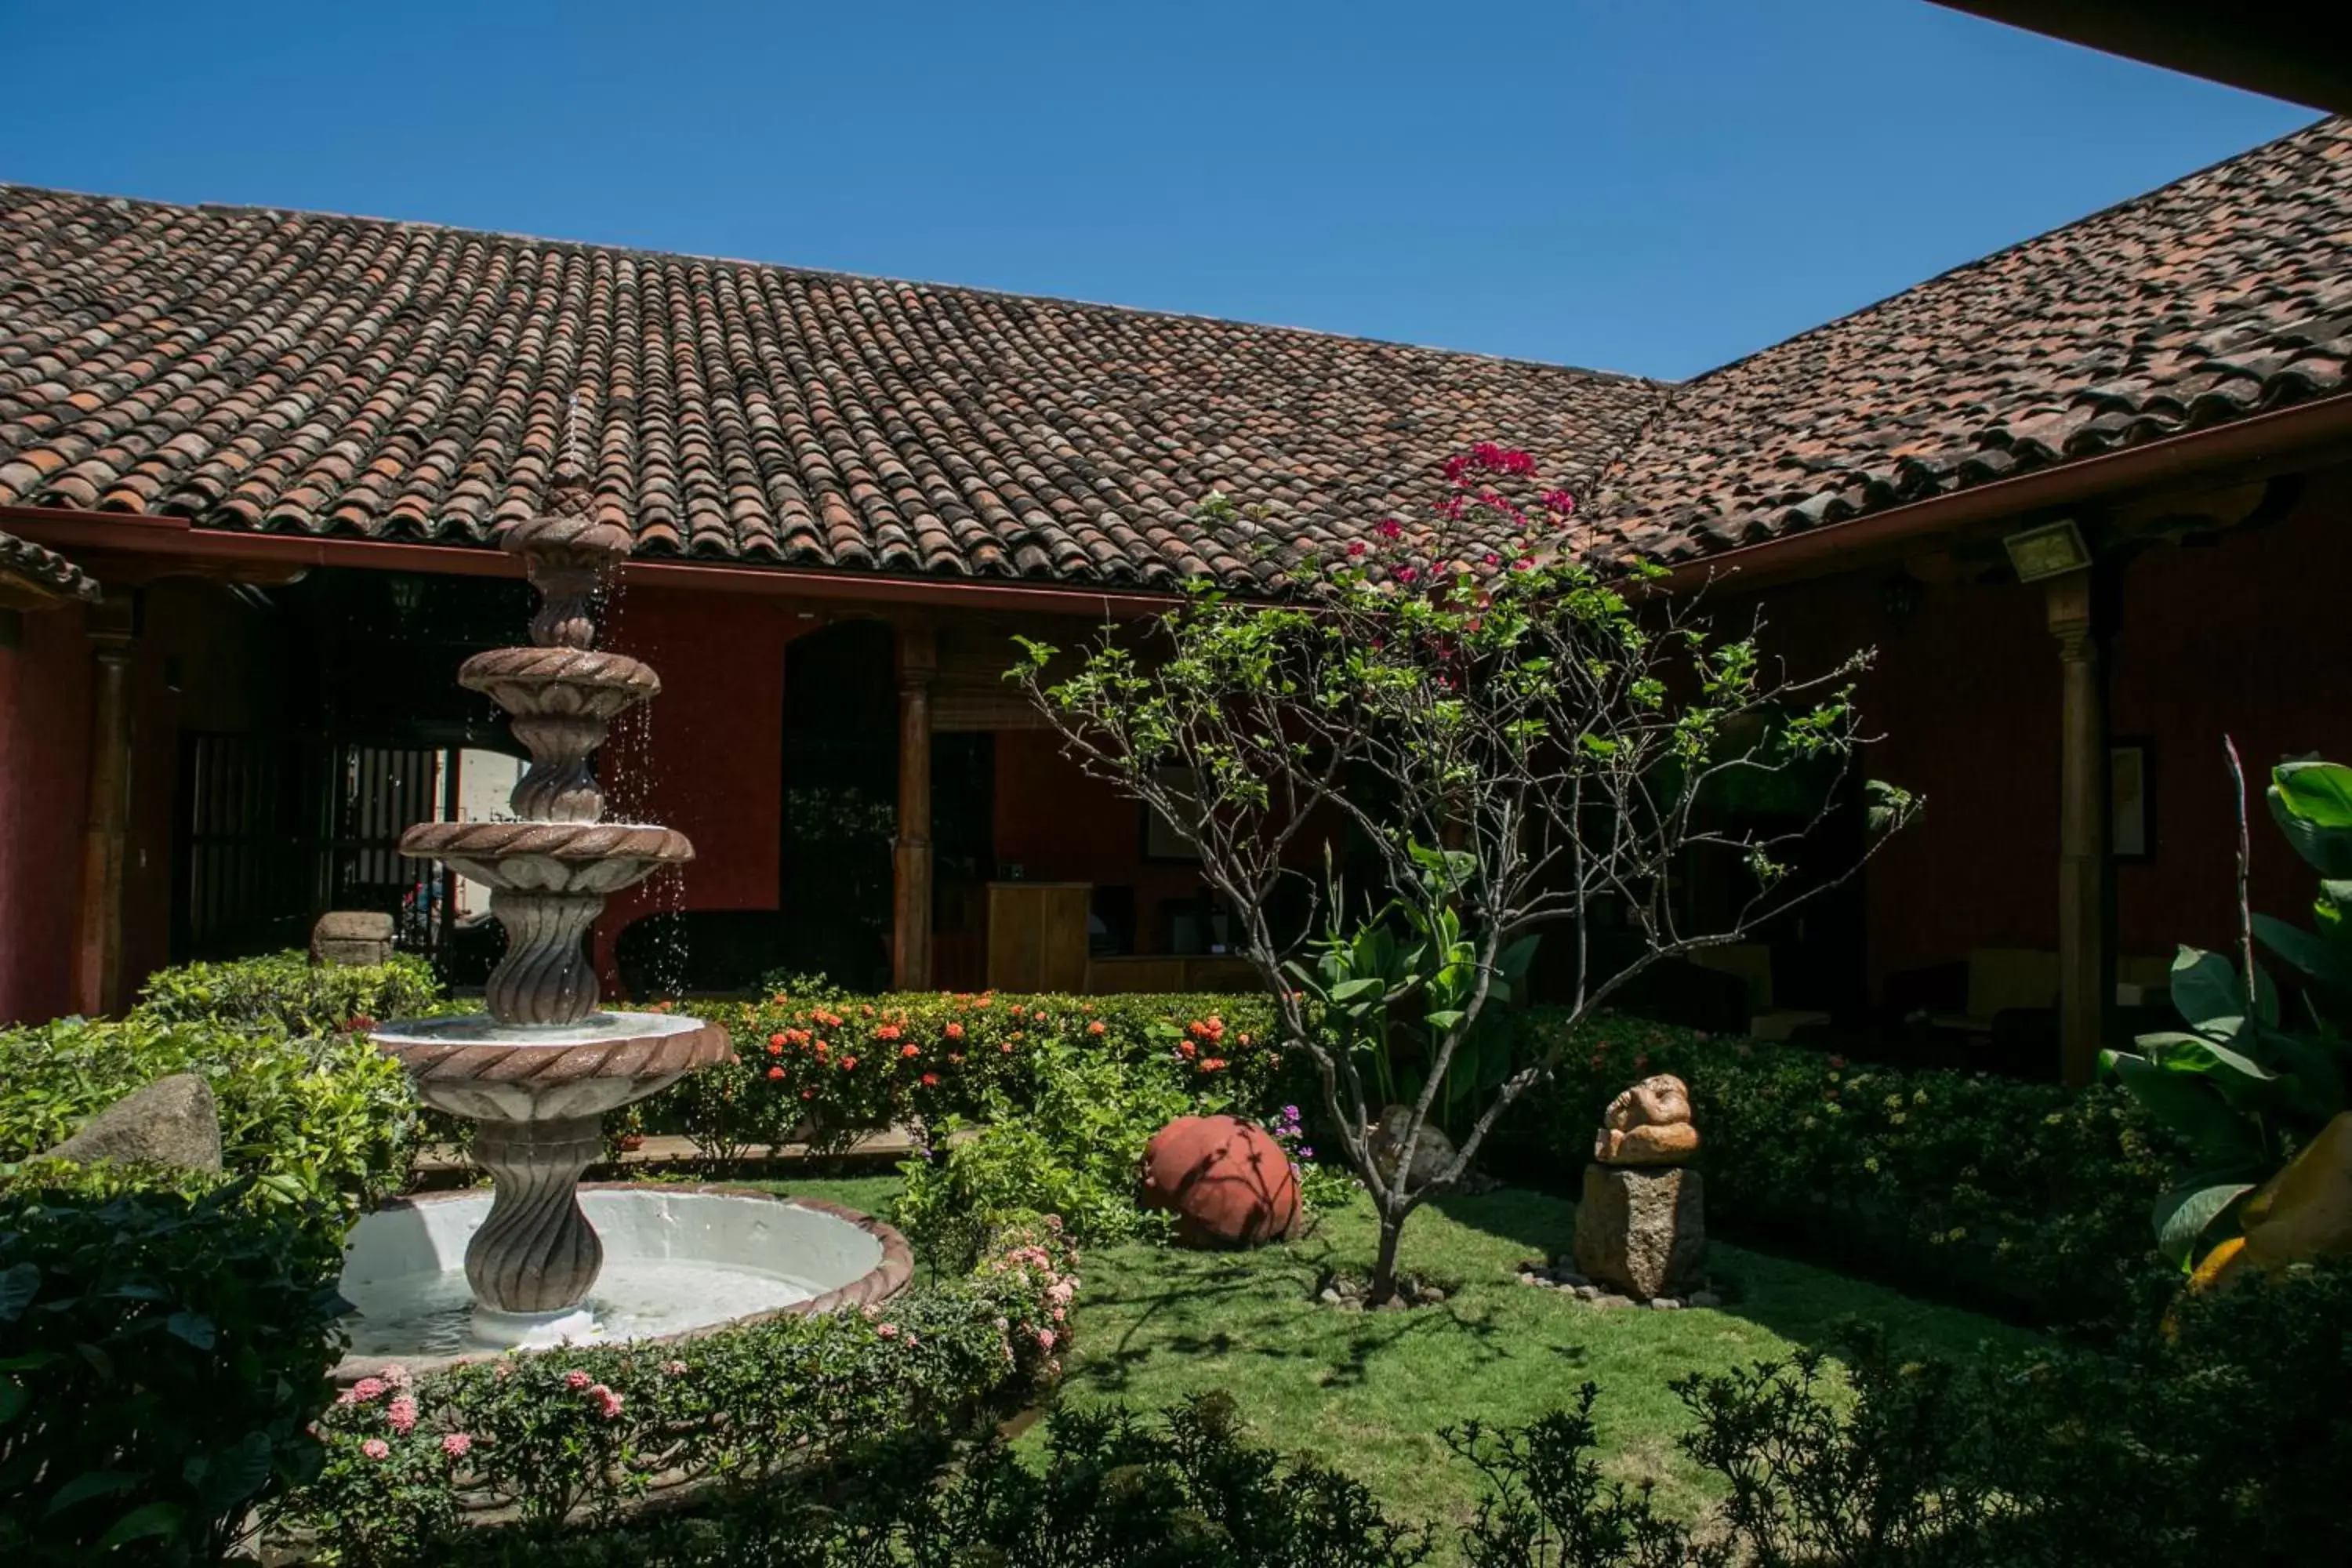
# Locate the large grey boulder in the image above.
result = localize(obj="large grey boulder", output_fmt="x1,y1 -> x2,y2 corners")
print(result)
1573,1163 -> 1705,1301
1367,1104 -> 1456,1191
311,910 -> 395,967
44,1073 -> 223,1174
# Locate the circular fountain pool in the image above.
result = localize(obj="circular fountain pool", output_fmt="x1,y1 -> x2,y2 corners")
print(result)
335,1185 -> 910,1378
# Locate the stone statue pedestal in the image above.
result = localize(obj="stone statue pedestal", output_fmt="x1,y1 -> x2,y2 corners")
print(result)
1573,1163 -> 1706,1301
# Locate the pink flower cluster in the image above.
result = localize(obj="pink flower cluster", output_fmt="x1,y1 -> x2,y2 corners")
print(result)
1441,443 -> 1538,484
559,1369 -> 624,1419
982,1229 -> 1082,1381
340,1364 -> 473,1464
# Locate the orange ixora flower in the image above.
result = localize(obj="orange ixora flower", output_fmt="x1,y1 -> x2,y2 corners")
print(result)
945,1022 -> 965,1040
1087,1021 -> 1105,1036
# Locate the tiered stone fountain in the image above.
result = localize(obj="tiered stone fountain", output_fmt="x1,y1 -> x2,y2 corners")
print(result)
335,465 -> 909,1371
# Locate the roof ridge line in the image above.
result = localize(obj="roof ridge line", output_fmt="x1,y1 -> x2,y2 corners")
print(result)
0,179 -> 1666,388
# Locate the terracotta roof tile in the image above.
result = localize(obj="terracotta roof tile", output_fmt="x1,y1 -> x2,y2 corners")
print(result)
1588,116 -> 2352,561
0,186 -> 1659,590
0,525 -> 98,602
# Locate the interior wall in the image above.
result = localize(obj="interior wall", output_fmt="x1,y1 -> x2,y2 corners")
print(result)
1752,464 -> 2350,1000
0,602 -> 93,1023
2109,473 -> 2352,957
992,728 -> 1214,953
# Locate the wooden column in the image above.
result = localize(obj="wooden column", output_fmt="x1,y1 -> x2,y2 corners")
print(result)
892,625 -> 938,992
75,596 -> 136,1017
2046,572 -> 2109,1087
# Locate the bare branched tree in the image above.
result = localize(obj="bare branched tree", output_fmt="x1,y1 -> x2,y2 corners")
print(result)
1014,448 -> 1916,1302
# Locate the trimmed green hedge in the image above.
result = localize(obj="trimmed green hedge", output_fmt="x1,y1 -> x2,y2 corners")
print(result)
133,950 -> 442,1038
1501,1015 -> 2177,1323
0,1017 -> 419,1214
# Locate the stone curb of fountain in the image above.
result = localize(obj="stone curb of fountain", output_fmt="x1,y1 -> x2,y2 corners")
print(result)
330,1184 -> 914,1383
1515,1256 -> 1722,1312
412,1124 -> 955,1173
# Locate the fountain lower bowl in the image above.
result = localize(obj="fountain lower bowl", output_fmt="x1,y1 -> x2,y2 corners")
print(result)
332,1185 -> 911,1380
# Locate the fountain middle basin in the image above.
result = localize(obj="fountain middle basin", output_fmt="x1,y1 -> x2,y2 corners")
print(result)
337,1185 -> 913,1375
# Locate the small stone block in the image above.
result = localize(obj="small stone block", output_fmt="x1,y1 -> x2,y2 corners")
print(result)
1573,1163 -> 1707,1302
310,911 -> 395,967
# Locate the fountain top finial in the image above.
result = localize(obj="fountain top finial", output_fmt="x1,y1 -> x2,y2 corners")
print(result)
500,394 -> 633,650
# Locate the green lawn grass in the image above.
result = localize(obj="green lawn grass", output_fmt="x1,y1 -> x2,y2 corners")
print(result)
759,1172 -> 2040,1552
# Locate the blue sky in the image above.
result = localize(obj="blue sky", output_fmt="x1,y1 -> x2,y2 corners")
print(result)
0,0 -> 2312,379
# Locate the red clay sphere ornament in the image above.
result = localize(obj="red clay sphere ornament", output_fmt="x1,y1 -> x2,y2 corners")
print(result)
1139,1114 -> 1304,1248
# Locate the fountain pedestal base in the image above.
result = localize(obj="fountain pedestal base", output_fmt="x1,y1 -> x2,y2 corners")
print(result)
470,1303 -> 601,1350
466,1115 -> 604,1316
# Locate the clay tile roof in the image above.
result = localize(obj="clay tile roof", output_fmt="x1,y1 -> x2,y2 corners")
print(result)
7,117 -> 2348,590
1589,115 -> 2352,563
0,525 -> 98,603
0,184 -> 1662,592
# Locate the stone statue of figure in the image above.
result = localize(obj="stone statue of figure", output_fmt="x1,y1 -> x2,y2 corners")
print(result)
1592,1073 -> 1700,1166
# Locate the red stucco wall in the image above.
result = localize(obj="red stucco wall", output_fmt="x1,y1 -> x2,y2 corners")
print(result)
0,604 -> 93,1024
591,585 -> 807,976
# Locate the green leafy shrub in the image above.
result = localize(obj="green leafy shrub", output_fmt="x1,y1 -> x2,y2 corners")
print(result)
895,1033 -> 1218,1255
132,950 -> 443,1037
1504,1015 -> 2175,1323
0,1181 -> 348,1565
279,1217 -> 1080,1565
0,1016 -> 419,1214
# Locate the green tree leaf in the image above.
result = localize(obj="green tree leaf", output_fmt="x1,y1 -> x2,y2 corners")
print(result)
165,1311 -> 216,1350
2153,1180 -> 2256,1269
95,1501 -> 185,1552
42,1469 -> 136,1517
2268,761 -> 2352,877
0,1263 -> 37,1323
2252,913 -> 2352,994
2107,1054 -> 2262,1165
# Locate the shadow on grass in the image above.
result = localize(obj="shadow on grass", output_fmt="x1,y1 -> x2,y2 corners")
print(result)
1074,1230 -> 1531,1399
1426,1185 -> 1580,1262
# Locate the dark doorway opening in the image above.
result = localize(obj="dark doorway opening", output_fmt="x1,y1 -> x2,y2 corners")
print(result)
779,622 -> 898,990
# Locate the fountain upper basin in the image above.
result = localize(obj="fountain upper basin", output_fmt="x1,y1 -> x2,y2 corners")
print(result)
335,1185 -> 912,1379
373,1010 -> 732,1121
